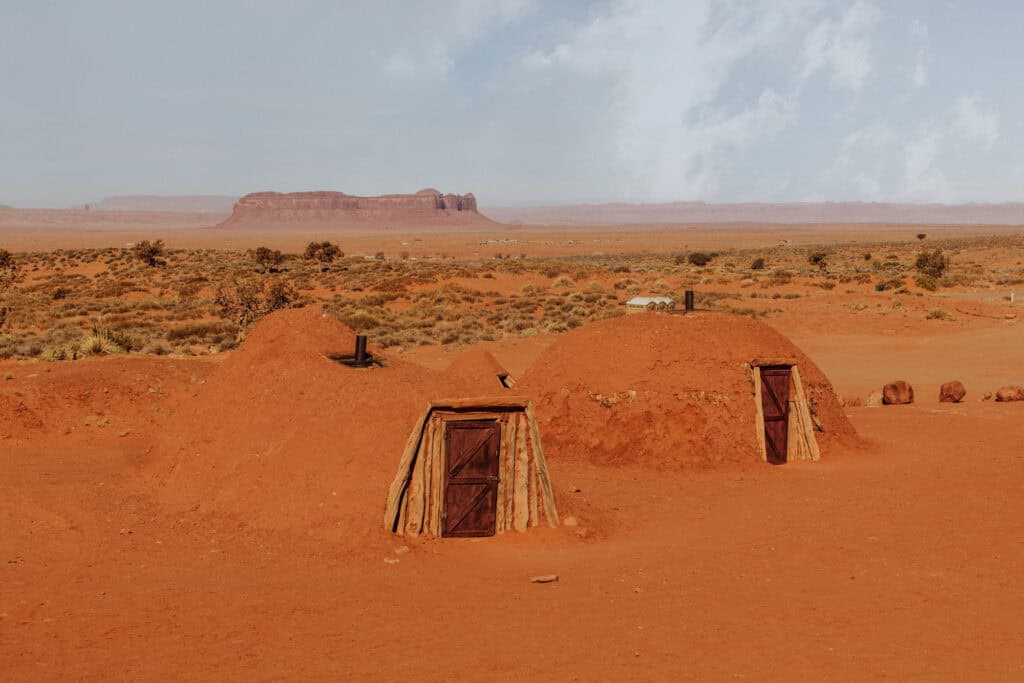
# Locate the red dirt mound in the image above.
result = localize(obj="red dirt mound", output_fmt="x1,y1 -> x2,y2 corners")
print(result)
0,356 -> 213,441
518,312 -> 856,470
141,307 -> 489,540
443,346 -> 512,391
218,190 -> 495,229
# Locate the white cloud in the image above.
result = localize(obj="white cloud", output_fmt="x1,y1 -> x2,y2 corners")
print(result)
953,95 -> 999,148
800,0 -> 881,91
518,0 -> 818,199
909,19 -> 929,88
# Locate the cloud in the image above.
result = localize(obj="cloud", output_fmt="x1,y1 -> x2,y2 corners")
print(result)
517,0 -> 822,199
800,0 -> 881,91
953,95 -> 999,148
909,19 -> 929,88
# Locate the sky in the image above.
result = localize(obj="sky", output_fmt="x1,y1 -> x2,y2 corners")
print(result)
2,0 -> 1023,207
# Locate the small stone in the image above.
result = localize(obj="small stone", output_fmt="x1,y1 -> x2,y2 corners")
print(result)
995,385 -> 1024,402
562,515 -> 579,527
118,429 -> 130,438
530,574 -> 559,584
394,545 -> 410,555
865,390 -> 884,407
383,557 -> 399,565
939,381 -> 967,403
882,381 -> 914,405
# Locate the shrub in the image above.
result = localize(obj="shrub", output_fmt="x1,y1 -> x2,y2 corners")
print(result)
926,308 -> 952,320
0,248 -> 23,291
875,277 -> 904,292
132,240 -> 166,267
214,275 -> 299,328
750,257 -> 766,270
863,252 -> 872,261
687,252 -> 713,267
303,241 -> 343,263
916,233 -> 927,241
249,246 -> 284,271
808,251 -> 829,271
915,273 -> 938,291
915,249 -> 949,279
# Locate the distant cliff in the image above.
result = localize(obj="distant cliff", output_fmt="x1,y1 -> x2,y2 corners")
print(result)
219,189 -> 492,228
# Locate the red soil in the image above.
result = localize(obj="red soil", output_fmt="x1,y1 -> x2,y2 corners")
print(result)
519,312 -> 857,469
4,303 -> 1024,679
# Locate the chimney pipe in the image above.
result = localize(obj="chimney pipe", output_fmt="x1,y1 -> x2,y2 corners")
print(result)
684,290 -> 695,312
354,335 -> 368,363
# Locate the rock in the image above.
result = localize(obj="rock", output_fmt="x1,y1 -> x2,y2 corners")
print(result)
882,381 -> 914,405
188,345 -> 205,357
219,190 -> 489,229
530,574 -> 559,584
995,385 -> 1024,402
562,515 -> 579,527
982,392 -> 993,401
865,390 -> 884,407
939,381 -> 967,403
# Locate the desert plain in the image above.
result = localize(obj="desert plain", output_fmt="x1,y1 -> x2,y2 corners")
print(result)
1,206 -> 1023,681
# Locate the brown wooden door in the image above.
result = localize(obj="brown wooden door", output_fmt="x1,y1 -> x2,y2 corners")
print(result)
760,366 -> 792,465
443,421 -> 501,537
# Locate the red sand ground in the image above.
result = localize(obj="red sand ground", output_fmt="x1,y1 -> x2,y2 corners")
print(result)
3,299 -> 1024,679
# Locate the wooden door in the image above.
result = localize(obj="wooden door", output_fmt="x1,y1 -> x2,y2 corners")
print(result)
759,366 -> 792,464
443,420 -> 501,537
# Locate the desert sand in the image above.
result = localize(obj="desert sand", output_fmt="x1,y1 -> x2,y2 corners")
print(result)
2,213 -> 1023,680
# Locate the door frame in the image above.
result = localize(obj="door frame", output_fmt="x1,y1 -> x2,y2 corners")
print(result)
749,360 -> 822,464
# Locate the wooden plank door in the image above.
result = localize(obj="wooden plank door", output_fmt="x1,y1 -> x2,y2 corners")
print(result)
443,421 -> 501,537
759,366 -> 792,465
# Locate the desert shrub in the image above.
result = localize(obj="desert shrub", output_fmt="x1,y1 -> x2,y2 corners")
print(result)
863,252 -> 872,261
214,276 -> 300,328
916,233 -> 927,241
766,269 -> 792,286
0,249 -> 23,291
915,249 -> 949,278
875,277 -> 904,292
808,251 -> 829,271
687,252 -> 713,267
249,246 -> 285,271
914,273 -> 938,291
304,241 -> 343,263
749,257 -> 766,270
926,308 -> 952,320
132,240 -> 166,267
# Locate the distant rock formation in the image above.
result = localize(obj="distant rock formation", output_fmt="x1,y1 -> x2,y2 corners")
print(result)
92,195 -> 237,214
219,190 -> 491,229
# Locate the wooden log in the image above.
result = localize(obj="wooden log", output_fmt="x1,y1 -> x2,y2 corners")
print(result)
513,413 -> 530,532
433,411 -> 503,422
494,415 -> 509,534
429,396 -> 530,410
528,443 -> 539,528
405,414 -> 430,536
751,366 -> 768,462
749,357 -> 800,369
790,366 -> 821,461
502,411 -> 517,533
384,407 -> 430,531
525,402 -> 559,527
786,399 -> 810,461
429,415 -> 445,535
422,419 -> 438,535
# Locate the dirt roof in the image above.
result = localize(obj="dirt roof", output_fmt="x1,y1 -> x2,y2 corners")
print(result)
443,347 -> 511,389
518,312 -> 857,470
141,307 -> 485,538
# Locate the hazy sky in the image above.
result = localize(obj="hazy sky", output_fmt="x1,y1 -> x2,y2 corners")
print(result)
3,1 -> 1022,207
